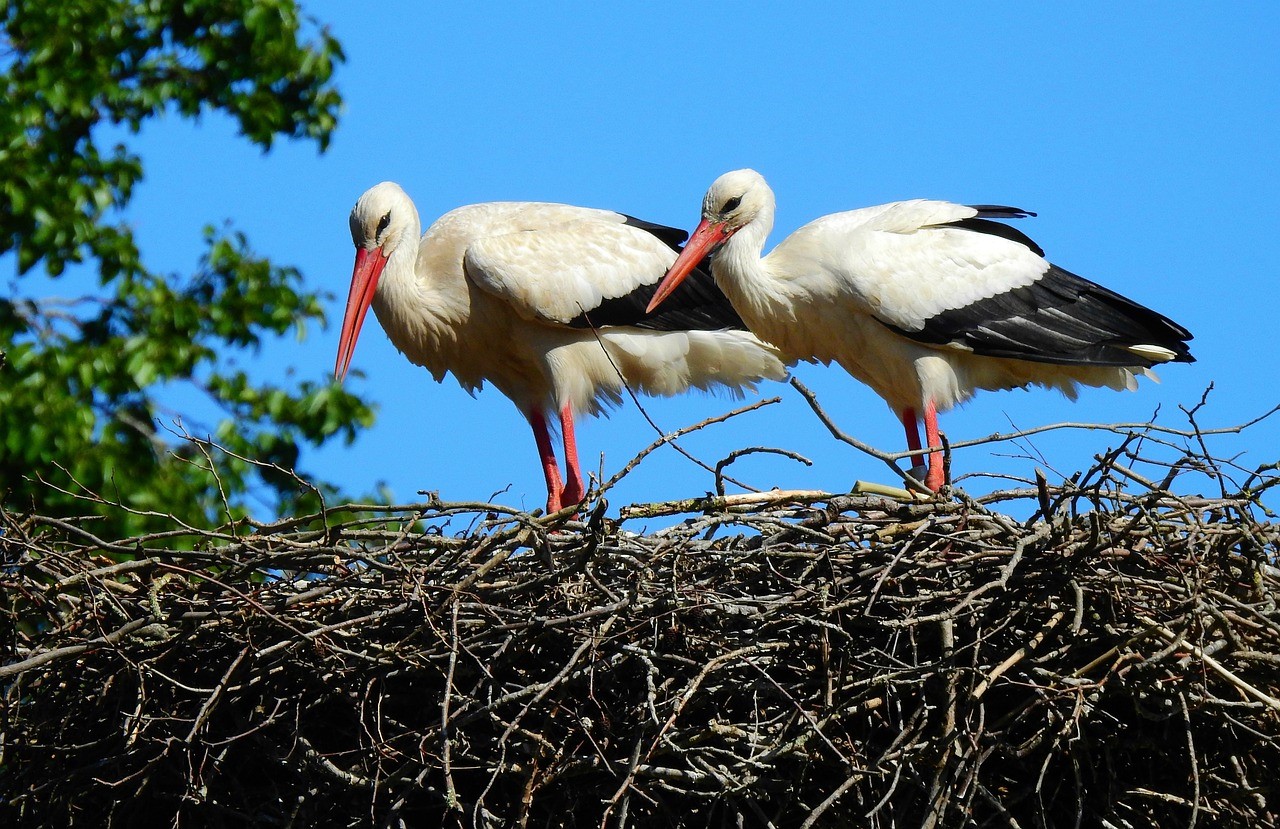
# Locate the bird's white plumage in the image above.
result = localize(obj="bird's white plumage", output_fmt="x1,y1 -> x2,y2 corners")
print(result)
352,181 -> 786,419
697,170 -> 1157,417
776,201 -> 1051,331
465,217 -> 678,325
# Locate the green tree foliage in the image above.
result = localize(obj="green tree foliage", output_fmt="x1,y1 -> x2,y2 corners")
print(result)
0,0 -> 376,536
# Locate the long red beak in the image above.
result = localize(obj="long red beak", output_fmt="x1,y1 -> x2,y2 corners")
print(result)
645,218 -> 731,314
334,247 -> 389,381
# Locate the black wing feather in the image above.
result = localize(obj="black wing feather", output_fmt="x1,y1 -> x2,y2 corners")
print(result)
929,206 -> 1044,256
948,217 -> 1045,257
618,214 -> 689,251
968,205 -> 1037,220
885,264 -> 1195,367
566,216 -> 746,332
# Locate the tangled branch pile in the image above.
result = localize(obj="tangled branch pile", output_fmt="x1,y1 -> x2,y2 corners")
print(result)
3,437 -> 1278,827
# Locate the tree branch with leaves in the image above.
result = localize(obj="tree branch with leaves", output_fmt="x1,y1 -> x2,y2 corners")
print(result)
0,0 -> 375,536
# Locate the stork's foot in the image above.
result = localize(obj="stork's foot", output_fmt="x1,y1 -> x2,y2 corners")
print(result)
561,480 -> 585,512
903,463 -> 946,495
544,486 -> 585,522
924,462 -> 946,492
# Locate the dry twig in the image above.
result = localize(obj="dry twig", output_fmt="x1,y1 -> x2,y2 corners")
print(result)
2,414 -> 1277,828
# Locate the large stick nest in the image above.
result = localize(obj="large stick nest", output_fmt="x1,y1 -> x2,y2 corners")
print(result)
3,435 -> 1279,827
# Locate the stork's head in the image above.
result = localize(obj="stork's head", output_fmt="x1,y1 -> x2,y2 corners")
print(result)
699,168 -> 772,234
349,181 -> 415,257
646,168 -> 773,314
335,182 -> 415,381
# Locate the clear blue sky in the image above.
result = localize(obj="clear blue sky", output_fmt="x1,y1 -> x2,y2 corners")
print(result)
90,5 -> 1280,511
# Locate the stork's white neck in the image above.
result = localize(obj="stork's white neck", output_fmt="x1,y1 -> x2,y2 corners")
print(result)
377,199 -> 423,297
710,193 -> 782,317
365,196 -> 481,382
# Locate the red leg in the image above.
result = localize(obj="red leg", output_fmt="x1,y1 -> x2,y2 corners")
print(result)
923,398 -> 945,491
901,407 -> 923,466
528,409 -> 564,513
558,403 -> 585,509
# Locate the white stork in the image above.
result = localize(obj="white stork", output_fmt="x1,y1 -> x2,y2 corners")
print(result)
647,169 -> 1194,491
335,181 -> 787,513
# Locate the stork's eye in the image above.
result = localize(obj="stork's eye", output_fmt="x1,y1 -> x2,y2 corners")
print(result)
722,196 -> 742,213
376,211 -> 391,236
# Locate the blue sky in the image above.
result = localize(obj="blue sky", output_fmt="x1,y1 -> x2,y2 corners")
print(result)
66,5 -> 1280,513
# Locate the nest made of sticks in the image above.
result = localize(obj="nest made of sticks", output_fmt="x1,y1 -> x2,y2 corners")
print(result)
2,432 -> 1279,828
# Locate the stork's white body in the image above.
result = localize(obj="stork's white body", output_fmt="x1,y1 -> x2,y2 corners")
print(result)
713,199 -> 1152,415
373,199 -> 780,416
337,183 -> 787,512
649,169 -> 1194,490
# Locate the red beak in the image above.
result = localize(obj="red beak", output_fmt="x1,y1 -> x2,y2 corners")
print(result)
334,247 -> 389,381
645,219 -> 732,314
